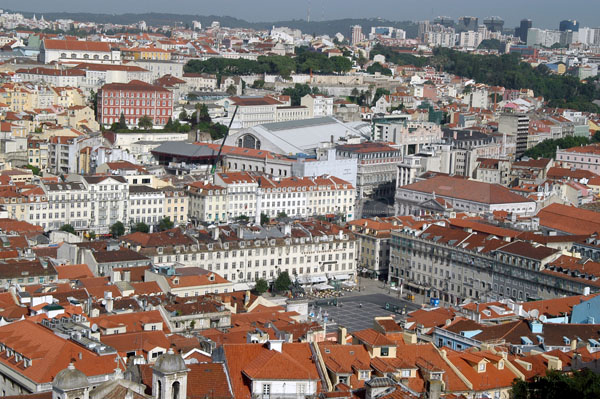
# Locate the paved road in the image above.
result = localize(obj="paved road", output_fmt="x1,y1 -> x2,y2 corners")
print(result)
308,293 -> 420,332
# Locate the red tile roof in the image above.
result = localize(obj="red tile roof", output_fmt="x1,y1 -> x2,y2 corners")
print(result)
43,39 -> 111,52
0,320 -> 120,384
537,203 -> 600,235
400,175 -> 534,205
223,343 -> 319,399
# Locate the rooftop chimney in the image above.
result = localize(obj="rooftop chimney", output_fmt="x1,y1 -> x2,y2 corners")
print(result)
338,326 -> 348,345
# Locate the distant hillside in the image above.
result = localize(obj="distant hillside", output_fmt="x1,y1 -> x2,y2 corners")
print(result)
14,11 -> 418,38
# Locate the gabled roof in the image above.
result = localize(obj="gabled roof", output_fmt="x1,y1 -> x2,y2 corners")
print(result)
0,320 -> 120,384
537,203 -> 600,235
223,343 -> 319,398
43,39 -> 111,52
399,175 -> 534,205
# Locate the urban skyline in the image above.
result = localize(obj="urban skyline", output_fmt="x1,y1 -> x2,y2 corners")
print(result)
1,0 -> 598,29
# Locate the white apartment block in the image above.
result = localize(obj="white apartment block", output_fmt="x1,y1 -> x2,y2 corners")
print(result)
373,121 -> 443,158
122,222 -> 358,285
257,175 -> 356,221
219,96 -> 282,129
128,185 -> 165,226
187,182 -> 229,223
68,175 -> 129,235
301,94 -> 334,117
187,173 -> 356,223
214,172 -> 259,220
42,182 -> 91,231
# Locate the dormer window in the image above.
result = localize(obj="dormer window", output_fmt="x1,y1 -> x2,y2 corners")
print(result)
209,274 -> 215,282
478,362 -> 486,373
173,278 -> 179,285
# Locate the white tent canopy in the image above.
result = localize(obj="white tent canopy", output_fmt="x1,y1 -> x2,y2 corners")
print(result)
313,283 -> 334,291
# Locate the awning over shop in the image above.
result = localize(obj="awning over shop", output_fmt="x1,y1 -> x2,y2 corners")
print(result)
311,275 -> 328,284
332,274 -> 351,281
297,276 -> 312,285
233,282 -> 253,291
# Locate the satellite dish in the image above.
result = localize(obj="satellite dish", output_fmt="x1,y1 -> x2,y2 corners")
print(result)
101,299 -> 107,306
539,315 -> 547,323
530,309 -> 540,320
91,323 -> 98,332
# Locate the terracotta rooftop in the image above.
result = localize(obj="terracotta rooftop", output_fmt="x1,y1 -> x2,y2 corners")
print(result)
399,175 -> 534,205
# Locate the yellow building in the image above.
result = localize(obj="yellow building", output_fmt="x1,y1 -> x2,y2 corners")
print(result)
121,47 -> 171,61
162,187 -> 189,225
187,182 -> 228,223
0,84 -> 35,113
27,138 -> 48,170
57,105 -> 100,131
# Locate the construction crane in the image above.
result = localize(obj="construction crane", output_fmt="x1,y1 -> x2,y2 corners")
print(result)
209,105 -> 239,176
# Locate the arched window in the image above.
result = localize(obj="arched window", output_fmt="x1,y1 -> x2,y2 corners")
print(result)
103,55 -> 109,60
172,381 -> 180,399
83,54 -> 89,59
60,53 -> 66,58
240,134 -> 260,149
156,380 -> 162,399
71,53 -> 77,58
93,54 -> 99,60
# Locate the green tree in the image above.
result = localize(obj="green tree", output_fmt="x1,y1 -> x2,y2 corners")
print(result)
274,271 -> 292,293
89,89 -> 98,117
331,56 -> 352,74
138,115 -> 153,130
198,104 -> 211,123
282,83 -> 318,106
24,165 -> 41,176
132,222 -> 150,233
163,117 -> 174,131
60,224 -> 76,235
118,112 -> 128,130
511,369 -> 600,399
252,79 -> 265,88
110,221 -> 125,238
178,110 -> 188,121
276,211 -> 288,220
260,213 -> 270,225
88,231 -> 96,240
357,54 -> 368,68
477,39 -> 505,52
226,84 -> 237,96
372,88 -> 391,106
158,217 -> 174,231
523,136 -> 591,159
366,62 -> 392,76
254,278 -> 269,294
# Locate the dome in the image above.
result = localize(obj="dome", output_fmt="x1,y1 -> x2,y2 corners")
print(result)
53,363 -> 89,390
153,348 -> 187,374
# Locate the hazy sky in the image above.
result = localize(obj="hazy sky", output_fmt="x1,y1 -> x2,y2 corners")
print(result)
2,0 -> 598,29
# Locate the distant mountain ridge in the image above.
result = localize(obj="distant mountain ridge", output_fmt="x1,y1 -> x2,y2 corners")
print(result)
12,11 -> 419,38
